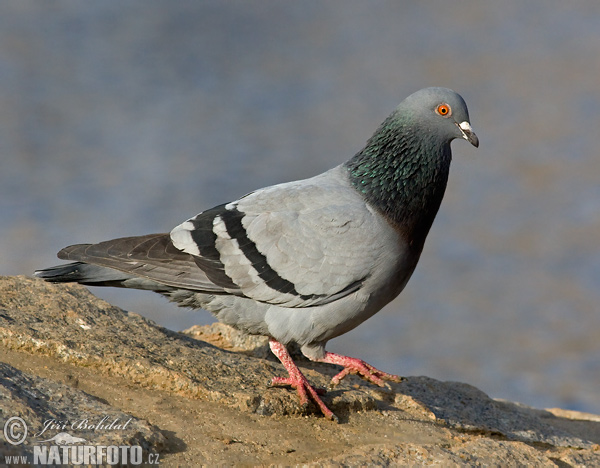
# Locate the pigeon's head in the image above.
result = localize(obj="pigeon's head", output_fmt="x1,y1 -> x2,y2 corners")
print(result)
399,87 -> 479,148
346,87 -> 477,231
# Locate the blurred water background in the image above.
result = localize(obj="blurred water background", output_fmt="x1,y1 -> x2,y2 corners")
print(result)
1,1 -> 599,414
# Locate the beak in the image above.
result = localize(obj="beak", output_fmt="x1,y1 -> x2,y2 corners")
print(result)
457,121 -> 479,148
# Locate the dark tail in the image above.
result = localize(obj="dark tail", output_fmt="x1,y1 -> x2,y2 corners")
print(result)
34,262 -> 171,291
35,262 -> 134,286
35,233 -> 220,293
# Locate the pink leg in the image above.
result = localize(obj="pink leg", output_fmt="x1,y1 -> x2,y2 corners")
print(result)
315,352 -> 403,388
268,339 -> 339,422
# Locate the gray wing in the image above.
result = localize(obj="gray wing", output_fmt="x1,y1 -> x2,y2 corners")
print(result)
170,168 -> 391,307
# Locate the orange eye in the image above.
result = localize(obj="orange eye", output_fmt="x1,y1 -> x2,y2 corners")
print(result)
436,103 -> 451,117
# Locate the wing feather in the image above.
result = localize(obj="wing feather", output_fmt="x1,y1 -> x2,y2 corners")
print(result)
59,167 -> 393,309
171,167 -> 391,307
58,233 -> 233,293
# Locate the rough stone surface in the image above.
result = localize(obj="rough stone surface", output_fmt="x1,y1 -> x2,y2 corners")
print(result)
182,322 -> 271,359
0,276 -> 379,419
0,362 -> 167,460
1,275 -> 599,466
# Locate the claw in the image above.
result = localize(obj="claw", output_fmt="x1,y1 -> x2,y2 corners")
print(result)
269,339 -> 338,422
316,352 -> 403,388
268,340 -> 400,423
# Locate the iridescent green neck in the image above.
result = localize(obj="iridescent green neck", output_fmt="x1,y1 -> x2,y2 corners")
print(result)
345,111 -> 452,245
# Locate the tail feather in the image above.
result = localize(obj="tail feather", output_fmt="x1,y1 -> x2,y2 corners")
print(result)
35,233 -> 231,294
35,262 -> 124,284
34,262 -> 171,291
42,234 -> 228,293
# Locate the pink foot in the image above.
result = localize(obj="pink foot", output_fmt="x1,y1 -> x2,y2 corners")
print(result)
268,339 -> 339,422
316,352 -> 403,388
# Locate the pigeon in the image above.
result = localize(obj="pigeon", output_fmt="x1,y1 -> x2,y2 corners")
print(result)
35,87 -> 478,422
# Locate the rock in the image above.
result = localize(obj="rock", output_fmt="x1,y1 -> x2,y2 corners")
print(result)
1,275 -> 599,466
182,322 -> 271,359
0,276 -> 379,419
0,362 -> 167,460
397,378 -> 595,448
